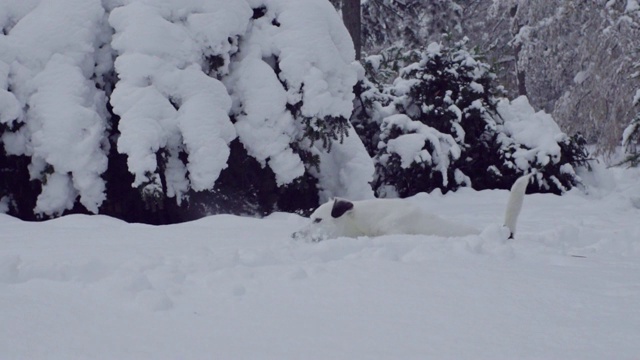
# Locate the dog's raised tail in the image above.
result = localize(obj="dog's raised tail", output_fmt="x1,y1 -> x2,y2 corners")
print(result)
504,174 -> 532,239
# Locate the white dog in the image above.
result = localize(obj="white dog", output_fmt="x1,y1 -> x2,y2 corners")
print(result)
292,175 -> 532,241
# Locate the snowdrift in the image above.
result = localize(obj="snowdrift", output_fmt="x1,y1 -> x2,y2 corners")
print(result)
1,167 -> 639,359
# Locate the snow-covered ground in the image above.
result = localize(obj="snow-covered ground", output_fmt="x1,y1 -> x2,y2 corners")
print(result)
1,166 -> 639,359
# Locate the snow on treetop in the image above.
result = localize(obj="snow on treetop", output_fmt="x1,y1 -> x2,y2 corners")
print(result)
0,60 -> 21,125
243,0 -> 373,201
269,0 -> 358,119
426,42 -> 442,55
497,96 -> 564,170
226,0 -> 370,191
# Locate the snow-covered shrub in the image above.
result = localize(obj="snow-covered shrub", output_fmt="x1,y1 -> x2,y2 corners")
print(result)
373,114 -> 462,197
495,96 -> 590,193
364,40 -> 503,195
108,1 -> 247,210
0,0 -> 374,222
353,40 -> 589,196
0,0 -> 109,217
220,0 -> 373,214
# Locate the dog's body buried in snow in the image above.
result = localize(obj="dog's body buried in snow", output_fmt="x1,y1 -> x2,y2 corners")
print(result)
292,175 -> 532,241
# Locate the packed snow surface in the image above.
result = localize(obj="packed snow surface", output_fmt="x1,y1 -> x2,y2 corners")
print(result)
2,167 -> 640,359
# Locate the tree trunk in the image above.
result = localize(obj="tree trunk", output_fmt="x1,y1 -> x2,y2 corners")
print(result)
514,43 -> 527,96
342,0 -> 361,60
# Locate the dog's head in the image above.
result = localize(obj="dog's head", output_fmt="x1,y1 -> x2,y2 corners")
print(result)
292,198 -> 355,241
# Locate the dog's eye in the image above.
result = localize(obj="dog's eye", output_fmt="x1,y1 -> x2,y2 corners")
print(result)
313,218 -> 322,224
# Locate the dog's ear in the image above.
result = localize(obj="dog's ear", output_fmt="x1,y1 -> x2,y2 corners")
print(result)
331,198 -> 354,218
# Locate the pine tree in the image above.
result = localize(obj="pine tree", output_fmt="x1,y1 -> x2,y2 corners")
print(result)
620,90 -> 640,167
353,40 -> 589,197
370,40 -> 504,195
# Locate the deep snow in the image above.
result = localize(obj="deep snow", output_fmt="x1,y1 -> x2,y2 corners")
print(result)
1,166 -> 640,359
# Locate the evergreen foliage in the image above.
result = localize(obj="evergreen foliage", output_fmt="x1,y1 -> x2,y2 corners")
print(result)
0,0 -> 602,224
337,0 -> 640,152
352,40 -> 590,197
620,101 -> 640,167
0,0 -> 371,223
